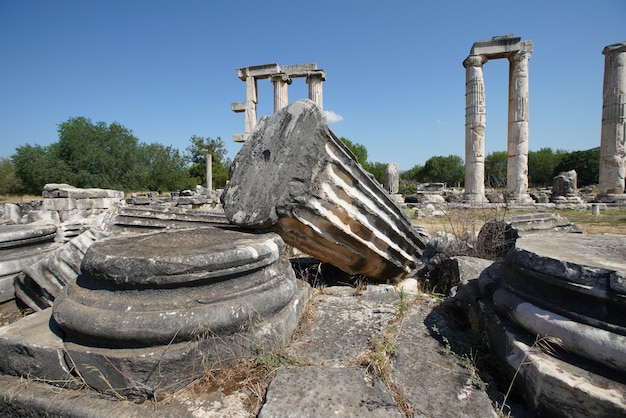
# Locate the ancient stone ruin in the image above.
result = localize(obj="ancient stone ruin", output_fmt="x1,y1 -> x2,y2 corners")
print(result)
0,39 -> 625,417
231,63 -> 326,142
222,100 -> 426,282
599,41 -> 626,201
463,35 -> 533,204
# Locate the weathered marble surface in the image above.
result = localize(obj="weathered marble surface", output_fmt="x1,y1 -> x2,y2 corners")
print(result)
223,100 -> 425,282
476,232 -> 626,416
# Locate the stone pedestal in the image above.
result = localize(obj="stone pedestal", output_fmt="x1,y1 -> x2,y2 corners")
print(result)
40,226 -> 309,396
477,234 -> 626,416
599,42 -> 626,195
223,100 -> 425,282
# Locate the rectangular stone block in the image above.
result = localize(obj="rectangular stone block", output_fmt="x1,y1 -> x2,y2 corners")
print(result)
0,309 -> 77,383
42,198 -> 75,211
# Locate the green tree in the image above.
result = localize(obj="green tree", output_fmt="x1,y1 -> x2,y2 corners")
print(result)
340,137 -> 368,166
186,136 -> 231,189
0,157 -> 23,195
484,151 -> 507,188
420,155 -> 464,185
137,143 -> 191,192
56,117 -> 141,189
12,143 -> 71,195
363,161 -> 388,184
554,147 -> 600,186
528,147 -> 566,187
400,164 -> 423,182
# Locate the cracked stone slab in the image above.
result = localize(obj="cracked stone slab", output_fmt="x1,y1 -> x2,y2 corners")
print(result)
259,366 -> 402,418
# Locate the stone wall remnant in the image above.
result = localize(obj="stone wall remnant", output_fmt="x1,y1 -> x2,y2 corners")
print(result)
222,100 -> 425,282
231,63 -> 326,142
463,35 -> 533,204
599,41 -> 626,197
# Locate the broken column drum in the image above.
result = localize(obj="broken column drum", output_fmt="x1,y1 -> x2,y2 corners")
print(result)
463,35 -> 533,203
222,99 -> 426,282
599,41 -> 626,195
50,226 -> 307,395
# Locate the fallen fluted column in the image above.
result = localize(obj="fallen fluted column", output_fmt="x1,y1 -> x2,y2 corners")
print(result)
222,99 -> 425,282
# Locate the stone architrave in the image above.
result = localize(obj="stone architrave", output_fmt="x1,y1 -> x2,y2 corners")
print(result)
385,162 -> 400,194
463,54 -> 487,203
462,36 -> 533,203
222,100 -> 425,282
599,42 -> 626,195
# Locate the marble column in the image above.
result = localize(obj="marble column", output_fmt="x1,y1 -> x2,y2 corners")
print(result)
463,55 -> 487,202
271,73 -> 291,112
244,76 -> 258,135
306,70 -> 326,110
599,42 -> 626,195
507,44 -> 533,203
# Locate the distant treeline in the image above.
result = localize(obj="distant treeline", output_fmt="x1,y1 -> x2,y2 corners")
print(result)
0,117 -> 230,195
0,120 -> 600,197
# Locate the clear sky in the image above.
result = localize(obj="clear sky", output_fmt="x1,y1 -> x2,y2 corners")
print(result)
1,1 -> 624,172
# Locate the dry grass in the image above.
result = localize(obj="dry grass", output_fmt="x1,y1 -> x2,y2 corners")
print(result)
409,206 -> 626,236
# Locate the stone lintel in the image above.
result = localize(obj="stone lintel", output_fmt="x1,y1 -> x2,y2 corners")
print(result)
231,101 -> 249,112
603,41 -> 626,55
236,63 -> 281,80
233,133 -> 249,142
282,63 -> 318,77
470,34 -> 525,59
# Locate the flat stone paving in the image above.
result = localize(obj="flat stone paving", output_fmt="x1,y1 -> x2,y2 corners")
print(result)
0,284 -> 498,417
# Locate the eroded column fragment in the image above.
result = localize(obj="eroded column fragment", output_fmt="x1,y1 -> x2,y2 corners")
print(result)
222,100 -> 425,282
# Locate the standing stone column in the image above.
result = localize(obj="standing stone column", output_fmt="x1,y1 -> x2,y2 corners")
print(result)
206,153 -> 212,192
271,73 -> 292,112
244,76 -> 258,135
306,70 -> 326,110
463,55 -> 487,202
385,162 -> 399,194
599,42 -> 626,196
507,43 -> 533,203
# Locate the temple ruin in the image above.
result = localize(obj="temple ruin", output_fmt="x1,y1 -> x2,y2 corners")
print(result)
463,35 -> 533,203
231,63 -> 326,142
599,41 -> 626,199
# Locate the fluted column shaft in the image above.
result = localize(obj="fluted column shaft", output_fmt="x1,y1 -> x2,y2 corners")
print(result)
599,42 -> 626,194
507,46 -> 532,202
306,71 -> 326,110
463,55 -> 487,202
271,73 -> 291,112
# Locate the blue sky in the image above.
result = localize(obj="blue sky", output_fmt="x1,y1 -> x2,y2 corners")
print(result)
1,1 -> 624,172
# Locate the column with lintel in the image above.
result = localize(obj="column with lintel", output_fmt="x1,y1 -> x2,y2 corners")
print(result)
463,54 -> 487,203
599,41 -> 626,196
306,70 -> 326,110
506,42 -> 533,203
271,73 -> 291,112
